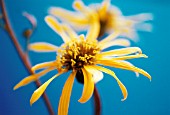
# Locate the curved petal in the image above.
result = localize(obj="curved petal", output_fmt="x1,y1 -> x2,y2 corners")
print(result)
99,31 -> 120,45
29,42 -> 58,52
58,70 -> 76,115
86,20 -> 100,41
100,38 -> 131,50
98,47 -> 142,57
13,67 -> 55,90
118,60 -> 139,77
96,60 -> 151,81
94,65 -> 128,101
49,7 -> 88,25
98,0 -> 110,20
113,54 -> 148,60
62,24 -> 78,39
78,67 -> 94,103
30,72 -> 64,105
84,65 -> 103,83
31,61 -> 56,72
45,16 -> 70,43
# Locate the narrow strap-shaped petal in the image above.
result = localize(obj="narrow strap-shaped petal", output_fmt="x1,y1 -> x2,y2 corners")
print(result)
32,61 -> 56,72
78,67 -> 94,103
29,42 -> 58,52
98,0 -> 110,20
127,13 -> 153,22
13,67 -> 55,90
96,60 -> 151,80
45,16 -> 70,43
97,54 -> 148,61
84,65 -> 103,83
62,24 -> 78,39
86,20 -> 100,41
73,0 -> 92,15
58,70 -> 77,115
119,60 -> 139,77
93,65 -> 128,101
100,38 -> 131,50
99,31 -> 120,45
113,54 -> 148,60
49,7 -> 88,25
98,47 -> 142,57
30,71 -> 65,105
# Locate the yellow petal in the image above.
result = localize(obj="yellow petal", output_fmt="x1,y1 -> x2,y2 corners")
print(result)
31,61 -> 56,72
73,1 -> 86,12
13,67 -> 55,90
29,42 -> 58,52
86,20 -> 100,41
98,0 -> 110,20
99,31 -> 120,45
113,54 -> 148,60
58,70 -> 77,115
100,38 -> 130,50
78,67 -> 94,103
119,60 -> 139,77
45,16 -> 70,43
84,65 -> 103,83
30,72 -> 64,105
98,47 -> 142,57
62,24 -> 78,39
97,60 -> 151,81
94,65 -> 128,101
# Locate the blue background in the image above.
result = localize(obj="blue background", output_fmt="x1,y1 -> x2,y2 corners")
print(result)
0,0 -> 170,115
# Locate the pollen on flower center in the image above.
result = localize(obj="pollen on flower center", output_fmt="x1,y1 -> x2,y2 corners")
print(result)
59,36 -> 101,70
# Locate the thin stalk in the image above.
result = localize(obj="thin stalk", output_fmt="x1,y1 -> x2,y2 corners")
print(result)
0,0 -> 54,114
94,85 -> 101,115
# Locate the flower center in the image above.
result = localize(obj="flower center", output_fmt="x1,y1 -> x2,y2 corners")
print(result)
59,37 -> 101,70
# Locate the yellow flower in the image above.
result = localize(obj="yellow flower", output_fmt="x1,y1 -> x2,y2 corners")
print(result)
49,0 -> 153,40
14,16 -> 151,115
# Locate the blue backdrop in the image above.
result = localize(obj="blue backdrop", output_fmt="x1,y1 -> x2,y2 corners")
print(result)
0,0 -> 170,115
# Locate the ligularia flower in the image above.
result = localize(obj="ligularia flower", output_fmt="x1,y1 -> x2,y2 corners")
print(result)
14,16 -> 151,115
49,0 -> 153,40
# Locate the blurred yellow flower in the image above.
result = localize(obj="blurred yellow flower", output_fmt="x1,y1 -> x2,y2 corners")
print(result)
49,0 -> 153,40
14,16 -> 151,115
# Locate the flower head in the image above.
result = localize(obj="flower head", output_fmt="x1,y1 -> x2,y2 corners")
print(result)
14,16 -> 151,115
49,0 -> 153,40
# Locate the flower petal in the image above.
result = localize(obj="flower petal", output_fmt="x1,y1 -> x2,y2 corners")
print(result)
84,65 -> 103,83
31,61 -> 56,72
58,70 -> 76,115
113,54 -> 148,60
98,47 -> 142,57
98,0 -> 110,20
86,20 -> 100,41
62,24 -> 78,39
45,16 -> 70,43
29,42 -> 58,52
118,60 -> 139,77
49,7 -> 88,25
97,60 -> 151,80
78,67 -> 94,103
100,38 -> 131,50
13,67 -> 55,90
30,72 -> 64,105
99,31 -> 120,44
94,65 -> 128,101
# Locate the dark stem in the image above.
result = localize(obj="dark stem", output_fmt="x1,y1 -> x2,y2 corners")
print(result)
0,1 -> 54,115
94,85 -> 101,115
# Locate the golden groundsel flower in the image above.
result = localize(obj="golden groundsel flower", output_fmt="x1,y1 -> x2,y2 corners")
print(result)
14,16 -> 151,115
49,0 -> 153,40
